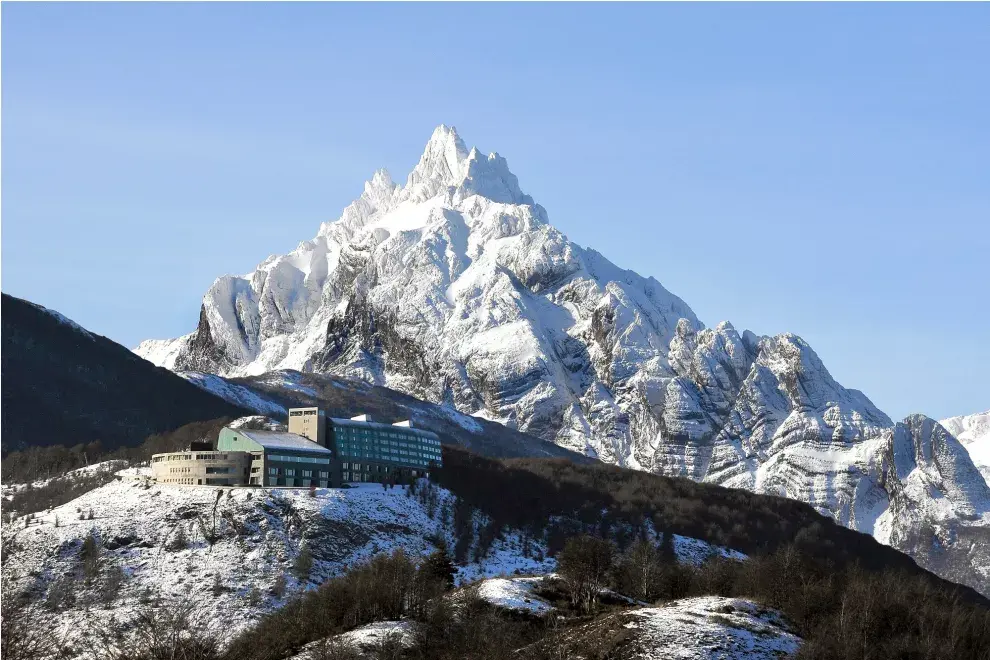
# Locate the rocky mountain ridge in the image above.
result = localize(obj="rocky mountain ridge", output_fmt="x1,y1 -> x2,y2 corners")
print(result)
135,125 -> 990,595
941,410 -> 990,484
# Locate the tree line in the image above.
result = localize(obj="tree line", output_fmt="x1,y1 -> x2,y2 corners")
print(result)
2,418 -> 235,519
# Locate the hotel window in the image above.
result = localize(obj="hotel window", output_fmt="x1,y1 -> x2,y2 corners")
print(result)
285,469 -> 296,477
302,470 -> 312,478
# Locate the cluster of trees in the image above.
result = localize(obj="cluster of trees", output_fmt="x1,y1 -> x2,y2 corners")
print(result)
550,534 -> 990,658
223,547 -> 458,660
430,446 -> 985,597
3,467 -> 120,522
2,418 -> 235,486
3,588 -> 224,660
230,540 -> 990,659
0,441 -> 109,483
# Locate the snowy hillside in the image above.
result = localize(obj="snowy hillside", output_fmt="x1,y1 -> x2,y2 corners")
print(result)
941,411 -> 990,484
1,478 -> 546,646
283,594 -> 799,660
1,474 -> 741,650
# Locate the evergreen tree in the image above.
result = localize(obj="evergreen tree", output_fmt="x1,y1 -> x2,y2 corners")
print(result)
420,546 -> 456,590
272,573 -> 288,599
80,530 -> 102,582
167,524 -> 189,552
211,573 -> 225,597
659,530 -> 677,563
294,543 -> 314,581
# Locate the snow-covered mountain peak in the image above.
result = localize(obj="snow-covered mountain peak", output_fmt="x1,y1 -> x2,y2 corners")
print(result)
409,124 -> 469,179
366,168 -> 396,196
403,124 -> 530,206
317,125 -> 532,241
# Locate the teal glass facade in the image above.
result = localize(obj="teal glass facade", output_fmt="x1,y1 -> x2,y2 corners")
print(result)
330,419 -> 442,483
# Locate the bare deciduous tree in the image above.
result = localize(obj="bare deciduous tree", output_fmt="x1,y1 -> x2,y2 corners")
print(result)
556,535 -> 615,612
2,571 -> 72,660
82,597 -> 224,660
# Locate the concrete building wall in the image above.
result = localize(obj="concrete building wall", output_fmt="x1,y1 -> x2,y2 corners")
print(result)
288,407 -> 326,446
151,451 -> 253,486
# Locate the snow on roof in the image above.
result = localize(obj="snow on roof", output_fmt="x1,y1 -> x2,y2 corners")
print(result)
330,417 -> 439,439
233,429 -> 333,454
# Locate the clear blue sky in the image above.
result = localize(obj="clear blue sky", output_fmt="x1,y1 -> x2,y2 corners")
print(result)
2,3 -> 988,421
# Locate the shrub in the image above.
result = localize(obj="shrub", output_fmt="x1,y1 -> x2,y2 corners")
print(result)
211,573 -> 225,597
224,549 -> 445,660
419,546 -> 456,591
83,597 -> 223,660
272,573 -> 288,599
167,525 -> 189,552
80,530 -> 102,582
306,637 -> 360,660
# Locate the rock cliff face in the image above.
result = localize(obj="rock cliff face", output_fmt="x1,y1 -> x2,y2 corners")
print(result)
940,411 -> 990,484
136,125 -> 990,594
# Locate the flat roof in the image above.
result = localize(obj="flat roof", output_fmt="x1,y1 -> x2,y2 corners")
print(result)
232,429 -> 333,454
329,418 -> 440,440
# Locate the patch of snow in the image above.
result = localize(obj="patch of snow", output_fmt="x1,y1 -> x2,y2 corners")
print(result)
63,461 -> 128,477
26,299 -> 94,339
287,621 -> 415,660
673,534 -> 748,567
115,465 -> 152,479
257,371 -> 319,398
436,404 -> 484,434
621,597 -> 800,659
179,371 -> 286,416
474,576 -> 552,615
339,620 -> 415,649
229,415 -> 286,431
